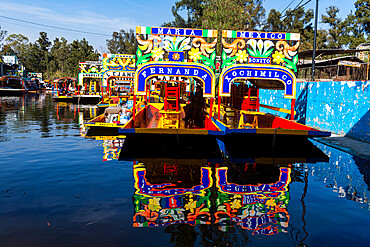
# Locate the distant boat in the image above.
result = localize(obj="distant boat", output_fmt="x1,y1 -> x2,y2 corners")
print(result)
0,76 -> 27,96
52,76 -> 102,104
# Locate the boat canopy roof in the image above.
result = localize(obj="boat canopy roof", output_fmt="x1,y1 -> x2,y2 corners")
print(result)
78,61 -> 102,86
219,29 -> 300,99
0,75 -> 22,81
102,53 -> 135,87
134,26 -> 218,97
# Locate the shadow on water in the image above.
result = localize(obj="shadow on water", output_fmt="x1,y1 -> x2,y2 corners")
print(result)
354,156 -> 370,191
119,134 -> 223,160
294,83 -> 308,124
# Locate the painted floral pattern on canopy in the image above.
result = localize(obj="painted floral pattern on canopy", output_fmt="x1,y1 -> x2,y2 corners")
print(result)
135,26 -> 218,71
102,54 -> 136,72
221,30 -> 300,73
79,62 -> 103,74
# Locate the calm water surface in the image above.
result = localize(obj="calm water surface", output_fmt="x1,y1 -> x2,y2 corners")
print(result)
0,94 -> 369,247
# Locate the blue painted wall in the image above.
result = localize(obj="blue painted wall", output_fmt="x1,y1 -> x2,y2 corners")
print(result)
259,80 -> 370,143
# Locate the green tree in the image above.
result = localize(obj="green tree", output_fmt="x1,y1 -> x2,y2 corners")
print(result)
354,0 -> 370,35
24,43 -> 45,73
25,32 -> 52,73
0,26 -> 7,51
245,0 -> 265,30
341,12 -> 366,48
66,38 -> 100,77
281,6 -> 326,50
4,34 -> 30,63
162,0 -> 205,28
106,29 -> 136,54
202,0 -> 265,31
322,6 -> 345,48
47,37 -> 70,78
264,8 -> 284,32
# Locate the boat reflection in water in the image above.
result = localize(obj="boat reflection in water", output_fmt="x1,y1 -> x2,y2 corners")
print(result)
102,138 -> 124,161
215,163 -> 290,235
132,159 -> 291,236
133,159 -> 213,227
126,139 -> 328,238
82,127 -> 332,241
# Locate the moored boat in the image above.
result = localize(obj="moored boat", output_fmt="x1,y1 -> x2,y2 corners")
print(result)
85,26 -> 223,138
96,53 -> 136,113
84,26 -> 331,155
0,75 -> 27,96
52,77 -> 77,103
210,29 -> 330,153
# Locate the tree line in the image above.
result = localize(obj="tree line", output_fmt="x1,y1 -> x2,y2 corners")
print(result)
2,32 -> 99,79
1,0 -> 370,79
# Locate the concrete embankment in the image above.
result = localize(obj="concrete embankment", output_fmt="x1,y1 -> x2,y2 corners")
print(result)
260,80 -> 370,144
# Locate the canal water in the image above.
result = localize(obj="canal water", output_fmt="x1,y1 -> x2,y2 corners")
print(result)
0,94 -> 369,247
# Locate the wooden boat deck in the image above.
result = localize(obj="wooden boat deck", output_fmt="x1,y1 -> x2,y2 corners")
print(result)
215,106 -> 331,137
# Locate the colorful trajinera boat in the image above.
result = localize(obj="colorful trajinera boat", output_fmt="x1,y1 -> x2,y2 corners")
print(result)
0,75 -> 27,96
52,61 -> 103,104
96,53 -> 136,113
115,26 -> 223,137
74,61 -> 103,104
52,77 -> 77,102
211,29 -> 330,152
84,26 -> 331,151
85,26 -> 223,138
84,54 -> 137,136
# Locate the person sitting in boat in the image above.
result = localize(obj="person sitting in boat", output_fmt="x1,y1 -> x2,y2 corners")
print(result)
182,91 -> 195,127
192,85 -> 206,127
119,101 -> 130,124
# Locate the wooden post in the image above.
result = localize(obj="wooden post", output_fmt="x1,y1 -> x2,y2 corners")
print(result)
209,97 -> 213,121
133,94 -> 137,123
367,54 -> 369,80
145,85 -> 148,102
218,95 -> 221,120
290,99 -> 296,120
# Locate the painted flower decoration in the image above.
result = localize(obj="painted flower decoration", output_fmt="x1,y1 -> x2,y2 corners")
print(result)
188,48 -> 202,62
272,51 -> 285,64
235,50 -> 248,63
163,36 -> 191,51
184,199 -> 197,213
89,67 -> 99,73
148,197 -> 161,212
230,199 -> 242,209
173,53 -> 180,60
265,198 -> 277,209
152,46 -> 164,61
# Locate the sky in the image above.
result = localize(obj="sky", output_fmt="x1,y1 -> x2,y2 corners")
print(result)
0,0 -> 357,54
